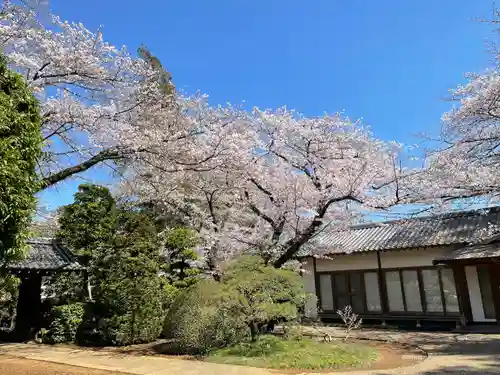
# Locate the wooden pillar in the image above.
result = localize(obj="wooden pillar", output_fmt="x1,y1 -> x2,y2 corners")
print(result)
313,257 -> 320,313
488,262 -> 500,323
377,251 -> 389,314
452,264 -> 473,325
14,272 -> 43,341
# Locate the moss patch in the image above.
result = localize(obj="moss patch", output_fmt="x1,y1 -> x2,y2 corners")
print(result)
205,335 -> 379,370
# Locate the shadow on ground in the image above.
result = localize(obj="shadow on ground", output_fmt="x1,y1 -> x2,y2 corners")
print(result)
376,336 -> 500,374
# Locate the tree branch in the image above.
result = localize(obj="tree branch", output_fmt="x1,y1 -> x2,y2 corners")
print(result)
38,148 -> 124,191
273,194 -> 362,268
243,190 -> 277,229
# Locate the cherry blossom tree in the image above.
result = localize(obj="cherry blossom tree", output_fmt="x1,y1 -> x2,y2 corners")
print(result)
0,1 -> 225,193
411,9 -> 500,211
126,106 -> 410,269
1,2 -> 416,268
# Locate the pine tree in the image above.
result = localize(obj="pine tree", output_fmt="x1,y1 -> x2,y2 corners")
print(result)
164,227 -> 201,288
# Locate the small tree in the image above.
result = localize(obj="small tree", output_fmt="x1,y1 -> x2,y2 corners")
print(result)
163,227 -> 201,288
0,55 -> 43,267
45,184 -> 118,303
84,210 -> 166,345
222,256 -> 307,342
337,305 -> 362,341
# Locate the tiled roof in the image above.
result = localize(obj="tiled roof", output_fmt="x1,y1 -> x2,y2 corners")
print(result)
7,238 -> 83,271
434,242 -> 500,263
300,206 -> 500,257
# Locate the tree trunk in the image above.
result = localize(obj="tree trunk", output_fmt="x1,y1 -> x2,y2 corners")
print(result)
14,274 -> 42,341
249,322 -> 259,342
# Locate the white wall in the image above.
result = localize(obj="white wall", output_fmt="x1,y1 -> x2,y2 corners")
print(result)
380,247 -> 452,268
302,259 -> 318,318
465,265 -> 495,323
315,252 -> 378,272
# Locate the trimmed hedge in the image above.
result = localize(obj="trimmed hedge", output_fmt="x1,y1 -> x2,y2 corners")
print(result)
43,303 -> 85,344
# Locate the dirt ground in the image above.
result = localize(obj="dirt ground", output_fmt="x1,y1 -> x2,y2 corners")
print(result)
0,355 -> 128,375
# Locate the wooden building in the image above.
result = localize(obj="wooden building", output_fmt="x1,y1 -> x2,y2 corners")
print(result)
300,207 -> 500,327
7,238 -> 82,340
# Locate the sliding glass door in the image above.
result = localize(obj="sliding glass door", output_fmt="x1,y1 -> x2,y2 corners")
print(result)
317,266 -> 459,317
317,270 -> 382,314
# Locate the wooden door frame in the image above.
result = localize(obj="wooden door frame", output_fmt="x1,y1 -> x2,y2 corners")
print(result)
487,263 -> 500,323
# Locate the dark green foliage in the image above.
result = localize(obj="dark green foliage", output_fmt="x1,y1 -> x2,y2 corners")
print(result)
0,275 -> 20,328
43,303 -> 85,344
57,183 -> 117,259
45,184 -> 118,304
163,280 -> 249,355
163,256 -> 307,354
0,56 -> 43,266
222,256 -> 307,341
162,283 -> 180,310
47,184 -> 169,346
164,227 -> 201,288
80,211 -> 166,346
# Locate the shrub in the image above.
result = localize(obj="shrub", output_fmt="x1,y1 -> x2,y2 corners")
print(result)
43,303 -> 85,344
76,276 -> 166,346
0,275 -> 20,329
222,256 -> 307,341
163,280 -> 248,354
162,282 -> 179,310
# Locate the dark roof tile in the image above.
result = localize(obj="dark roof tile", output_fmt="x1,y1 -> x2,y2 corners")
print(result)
300,206 -> 500,257
7,238 -> 83,271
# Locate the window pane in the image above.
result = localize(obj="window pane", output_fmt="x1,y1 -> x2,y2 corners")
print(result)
422,269 -> 444,313
385,271 -> 404,311
334,273 -> 349,311
440,268 -> 459,313
364,272 -> 381,311
319,274 -> 334,311
334,273 -> 348,293
349,272 -> 365,313
402,270 -> 422,312
477,266 -> 496,319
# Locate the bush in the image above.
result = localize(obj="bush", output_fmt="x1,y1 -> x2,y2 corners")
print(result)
163,280 -> 249,355
43,303 -> 85,344
222,256 -> 307,341
162,282 -> 179,310
76,276 -> 166,346
0,275 -> 20,329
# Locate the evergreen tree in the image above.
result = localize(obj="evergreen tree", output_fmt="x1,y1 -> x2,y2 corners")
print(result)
57,184 -> 118,261
81,210 -> 166,345
164,227 -> 201,288
46,184 -> 117,303
0,56 -> 43,267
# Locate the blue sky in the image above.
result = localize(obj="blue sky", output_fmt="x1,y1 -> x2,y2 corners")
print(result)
39,0 -> 494,213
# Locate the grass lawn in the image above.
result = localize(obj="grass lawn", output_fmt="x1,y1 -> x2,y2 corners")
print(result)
205,335 -> 379,370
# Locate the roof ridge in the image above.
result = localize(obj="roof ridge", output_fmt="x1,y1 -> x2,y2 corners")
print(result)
345,205 -> 500,231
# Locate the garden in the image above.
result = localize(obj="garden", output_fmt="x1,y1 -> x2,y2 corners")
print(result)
1,0 -> 497,372
0,182 -> 407,371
